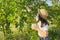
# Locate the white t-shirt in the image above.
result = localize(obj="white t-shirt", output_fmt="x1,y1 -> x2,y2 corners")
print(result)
37,21 -> 48,37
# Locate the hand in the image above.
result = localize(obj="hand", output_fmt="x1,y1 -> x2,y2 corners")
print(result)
31,24 -> 39,31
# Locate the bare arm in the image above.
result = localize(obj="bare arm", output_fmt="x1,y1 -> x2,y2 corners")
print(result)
37,28 -> 48,37
31,25 -> 48,37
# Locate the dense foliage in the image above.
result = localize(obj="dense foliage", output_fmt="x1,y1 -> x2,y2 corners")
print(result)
0,0 -> 60,40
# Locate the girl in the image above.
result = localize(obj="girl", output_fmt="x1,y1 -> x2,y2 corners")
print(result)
31,9 -> 50,40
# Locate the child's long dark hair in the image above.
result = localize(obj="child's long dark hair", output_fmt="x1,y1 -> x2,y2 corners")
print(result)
38,14 -> 49,27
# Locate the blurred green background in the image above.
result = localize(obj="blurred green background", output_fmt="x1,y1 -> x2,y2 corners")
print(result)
0,0 -> 60,40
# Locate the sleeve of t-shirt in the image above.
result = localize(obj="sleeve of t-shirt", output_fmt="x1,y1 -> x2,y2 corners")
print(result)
44,25 -> 48,30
